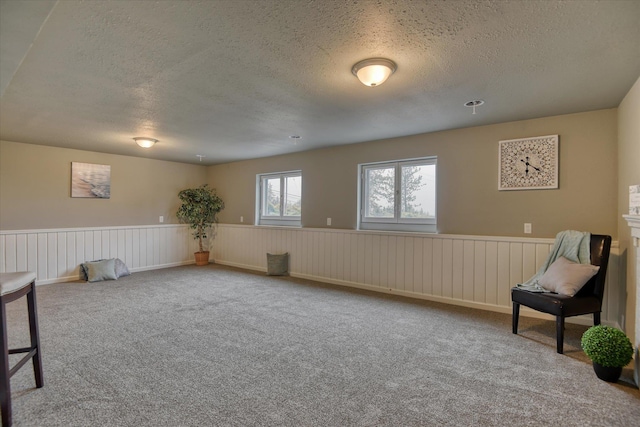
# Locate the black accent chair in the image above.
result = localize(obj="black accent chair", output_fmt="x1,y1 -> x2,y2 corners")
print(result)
511,234 -> 612,354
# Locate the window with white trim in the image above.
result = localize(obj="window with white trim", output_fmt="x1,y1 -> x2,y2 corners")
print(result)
257,171 -> 302,226
358,157 -> 436,232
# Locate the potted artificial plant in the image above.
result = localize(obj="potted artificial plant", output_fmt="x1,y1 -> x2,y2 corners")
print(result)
176,184 -> 225,266
581,325 -> 633,382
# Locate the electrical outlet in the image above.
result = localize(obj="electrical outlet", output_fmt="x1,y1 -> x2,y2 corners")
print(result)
159,216 -> 164,223
524,223 -> 532,234
240,216 -> 244,223
327,218 -> 332,226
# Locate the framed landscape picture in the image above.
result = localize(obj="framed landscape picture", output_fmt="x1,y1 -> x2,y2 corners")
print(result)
71,162 -> 111,198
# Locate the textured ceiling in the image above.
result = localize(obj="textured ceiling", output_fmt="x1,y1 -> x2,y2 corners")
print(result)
1,0 -> 639,165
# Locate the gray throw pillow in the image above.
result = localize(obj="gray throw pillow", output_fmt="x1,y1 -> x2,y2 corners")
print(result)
114,258 -> 131,278
80,263 -> 89,281
267,252 -> 289,276
538,256 -> 599,296
80,258 -> 130,280
85,259 -> 118,282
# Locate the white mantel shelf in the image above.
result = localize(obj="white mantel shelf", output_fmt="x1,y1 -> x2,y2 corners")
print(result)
624,214 -> 640,240
623,215 -> 640,388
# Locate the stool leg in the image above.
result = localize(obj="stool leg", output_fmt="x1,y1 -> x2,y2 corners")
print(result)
27,283 -> 43,388
0,298 -> 12,427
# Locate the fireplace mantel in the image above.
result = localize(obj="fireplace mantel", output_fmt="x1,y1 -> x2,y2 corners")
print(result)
623,214 -> 640,387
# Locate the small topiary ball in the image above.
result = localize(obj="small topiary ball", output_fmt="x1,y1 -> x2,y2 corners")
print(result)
581,325 -> 634,368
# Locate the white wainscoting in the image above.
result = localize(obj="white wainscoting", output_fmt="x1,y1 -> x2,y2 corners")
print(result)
0,225 -> 198,284
0,224 -> 622,326
212,224 -> 622,326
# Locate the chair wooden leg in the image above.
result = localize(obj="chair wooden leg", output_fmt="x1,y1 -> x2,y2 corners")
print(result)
556,316 -> 565,354
0,298 -> 12,427
27,283 -> 43,388
512,303 -> 520,334
594,312 -> 601,326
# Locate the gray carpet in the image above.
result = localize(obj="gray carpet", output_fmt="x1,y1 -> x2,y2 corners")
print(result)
5,264 -> 639,426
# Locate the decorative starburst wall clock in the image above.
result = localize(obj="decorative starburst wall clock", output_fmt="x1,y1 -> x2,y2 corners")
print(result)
498,135 -> 558,190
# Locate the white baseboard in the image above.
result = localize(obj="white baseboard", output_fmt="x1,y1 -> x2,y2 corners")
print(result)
214,259 -> 616,328
37,260 -> 196,286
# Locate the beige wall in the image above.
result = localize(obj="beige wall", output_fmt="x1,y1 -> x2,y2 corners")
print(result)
618,76 -> 640,341
0,140 -> 207,230
208,109 -> 618,239
0,103 -> 628,330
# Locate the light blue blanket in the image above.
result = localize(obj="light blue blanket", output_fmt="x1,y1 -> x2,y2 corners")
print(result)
516,230 -> 591,292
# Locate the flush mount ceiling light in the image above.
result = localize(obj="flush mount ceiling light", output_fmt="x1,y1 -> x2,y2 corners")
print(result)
464,100 -> 485,115
351,58 -> 397,87
133,137 -> 158,148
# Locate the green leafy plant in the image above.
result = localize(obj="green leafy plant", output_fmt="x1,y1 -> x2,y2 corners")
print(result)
176,185 -> 225,253
581,325 -> 633,368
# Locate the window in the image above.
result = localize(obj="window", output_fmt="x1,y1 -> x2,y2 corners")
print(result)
257,171 -> 302,226
359,157 -> 436,232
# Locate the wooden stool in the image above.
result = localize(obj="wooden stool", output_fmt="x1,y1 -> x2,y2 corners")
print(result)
0,272 -> 44,427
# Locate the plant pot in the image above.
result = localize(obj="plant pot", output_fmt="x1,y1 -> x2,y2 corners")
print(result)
592,362 -> 622,382
194,251 -> 210,266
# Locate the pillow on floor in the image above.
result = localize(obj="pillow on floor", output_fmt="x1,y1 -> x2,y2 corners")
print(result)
538,256 -> 599,296
85,259 -> 118,283
114,258 -> 131,278
80,258 -> 130,281
267,252 -> 289,276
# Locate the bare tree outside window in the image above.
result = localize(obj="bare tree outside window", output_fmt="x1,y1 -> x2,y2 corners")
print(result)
401,164 -> 434,219
365,167 -> 395,217
284,176 -> 301,216
264,177 -> 281,216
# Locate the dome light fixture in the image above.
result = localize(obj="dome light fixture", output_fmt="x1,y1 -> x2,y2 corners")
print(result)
133,137 -> 158,148
352,58 -> 397,87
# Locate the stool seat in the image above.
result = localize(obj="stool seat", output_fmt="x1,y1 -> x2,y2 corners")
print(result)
0,273 -> 37,296
0,271 -> 43,426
